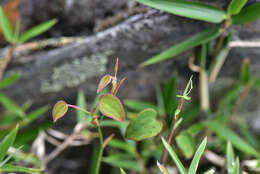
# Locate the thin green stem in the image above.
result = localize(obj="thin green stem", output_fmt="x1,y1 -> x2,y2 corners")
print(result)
67,104 -> 91,115
94,116 -> 104,174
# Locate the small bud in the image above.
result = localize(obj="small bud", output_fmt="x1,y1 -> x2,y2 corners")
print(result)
91,116 -> 99,127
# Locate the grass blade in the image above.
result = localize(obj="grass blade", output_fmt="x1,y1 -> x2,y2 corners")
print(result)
141,28 -> 221,66
0,7 -> 14,42
0,72 -> 21,89
135,0 -> 225,23
234,157 -> 240,174
232,3 -> 260,24
18,19 -> 57,43
0,164 -> 41,174
206,121 -> 260,158
120,168 -> 127,174
0,93 -> 25,117
161,137 -> 187,174
188,137 -> 207,174
226,142 -> 235,174
0,125 -> 18,161
157,161 -> 170,174
77,90 -> 90,123
228,0 -> 248,15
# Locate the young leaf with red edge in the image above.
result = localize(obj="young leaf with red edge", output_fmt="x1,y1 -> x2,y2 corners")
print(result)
97,75 -> 112,93
52,100 -> 68,122
98,94 -> 125,122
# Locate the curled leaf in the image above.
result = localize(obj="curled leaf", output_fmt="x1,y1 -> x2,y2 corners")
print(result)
98,94 -> 125,122
52,100 -> 68,122
97,75 -> 112,93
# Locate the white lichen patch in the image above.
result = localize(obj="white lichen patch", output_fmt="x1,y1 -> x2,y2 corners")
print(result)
40,51 -> 112,93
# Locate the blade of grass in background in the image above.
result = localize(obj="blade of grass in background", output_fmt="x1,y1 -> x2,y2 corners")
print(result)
0,72 -> 21,89
0,7 -> 14,42
120,168 -> 127,174
206,121 -> 260,158
239,58 -> 251,84
18,19 -> 57,43
0,125 -> 18,161
77,90 -> 90,123
0,164 -> 40,174
161,137 -> 187,174
232,3 -> 260,24
188,137 -> 207,174
19,106 -> 48,127
226,142 -> 235,174
0,93 -> 25,118
135,0 -> 226,23
157,161 -> 170,174
234,158 -> 240,174
204,169 -> 215,174
124,100 -> 158,113
141,28 -> 221,66
228,0 -> 248,15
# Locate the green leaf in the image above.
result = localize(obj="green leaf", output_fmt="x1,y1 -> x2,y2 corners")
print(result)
162,74 -> 177,115
176,131 -> 196,158
135,0 -> 225,23
0,93 -> 25,117
125,109 -> 162,141
108,139 -> 135,155
124,100 -> 158,113
239,119 -> 260,148
52,100 -> 68,122
0,145 -> 23,167
120,168 -> 127,174
188,137 -> 207,174
0,72 -> 21,89
206,121 -> 260,158
0,164 -> 41,174
77,90 -> 90,123
204,169 -> 215,174
98,94 -> 125,122
226,142 -> 235,174
161,137 -> 187,174
228,0 -> 248,15
234,157 -> 240,174
232,3 -> 260,24
18,19 -> 57,43
141,28 -> 221,66
0,7 -> 14,42
0,125 -> 18,161
103,154 -> 141,171
252,78 -> 260,88
20,106 -> 48,127
97,75 -> 112,93
157,161 -> 170,174
240,58 -> 251,84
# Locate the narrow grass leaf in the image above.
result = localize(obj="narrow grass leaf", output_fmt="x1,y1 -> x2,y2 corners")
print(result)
98,94 -> 125,122
120,168 -> 127,174
141,28 -> 221,66
124,100 -> 158,112
188,137 -> 207,174
0,145 -> 23,167
0,72 -> 21,89
232,3 -> 260,24
234,157 -> 240,174
0,93 -> 25,117
77,90 -> 90,123
206,121 -> 260,158
239,119 -> 260,148
162,74 -> 177,115
204,169 -> 215,174
0,164 -> 41,174
0,125 -> 18,161
240,58 -> 251,84
157,161 -> 170,174
135,0 -> 225,23
161,137 -> 187,174
226,141 -> 235,174
18,19 -> 57,43
108,139 -> 135,155
20,106 -> 48,127
228,0 -> 248,15
0,7 -> 14,42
